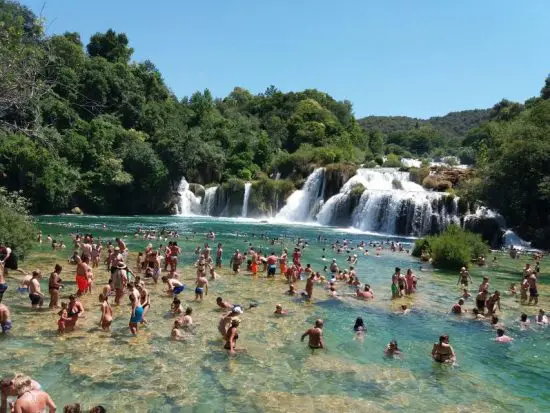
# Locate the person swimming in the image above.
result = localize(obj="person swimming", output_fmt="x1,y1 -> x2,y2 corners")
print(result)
353,317 -> 366,340
384,340 -> 401,357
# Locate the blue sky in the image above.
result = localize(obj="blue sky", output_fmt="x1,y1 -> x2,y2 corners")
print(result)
21,0 -> 550,118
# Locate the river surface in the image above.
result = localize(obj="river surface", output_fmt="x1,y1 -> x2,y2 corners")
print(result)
1,215 -> 549,412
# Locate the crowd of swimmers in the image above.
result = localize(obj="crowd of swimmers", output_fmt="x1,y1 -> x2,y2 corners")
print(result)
0,227 -> 547,411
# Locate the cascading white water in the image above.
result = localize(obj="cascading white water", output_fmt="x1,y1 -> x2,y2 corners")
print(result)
202,186 -> 218,216
176,177 -> 202,216
241,182 -> 252,217
276,168 -> 325,222
317,168 -> 461,236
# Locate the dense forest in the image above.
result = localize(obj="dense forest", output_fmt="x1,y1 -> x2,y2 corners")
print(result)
1,0 -> 550,248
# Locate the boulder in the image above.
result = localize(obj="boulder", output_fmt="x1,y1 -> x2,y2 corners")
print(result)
71,207 -> 83,215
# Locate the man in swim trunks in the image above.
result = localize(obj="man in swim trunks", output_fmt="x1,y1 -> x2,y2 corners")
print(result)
230,250 -> 242,274
528,272 -> 538,305
266,252 -> 278,278
195,274 -> 208,301
75,256 -> 90,296
216,243 -> 223,269
129,293 -> 144,335
0,303 -> 11,334
301,319 -> 325,352
304,271 -> 315,299
28,270 -> 44,309
162,276 -> 184,296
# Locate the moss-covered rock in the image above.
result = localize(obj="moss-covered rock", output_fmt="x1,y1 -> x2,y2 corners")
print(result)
248,178 -> 295,217
422,175 -> 453,191
323,163 -> 357,201
188,183 -> 205,199
71,206 -> 84,215
409,167 -> 430,185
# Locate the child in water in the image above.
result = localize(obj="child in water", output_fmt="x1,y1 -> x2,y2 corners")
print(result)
57,302 -> 71,334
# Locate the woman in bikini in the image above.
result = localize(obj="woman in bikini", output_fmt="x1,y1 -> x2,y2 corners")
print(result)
431,335 -> 456,364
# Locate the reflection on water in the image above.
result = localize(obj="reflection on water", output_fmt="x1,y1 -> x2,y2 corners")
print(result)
0,215 -> 548,412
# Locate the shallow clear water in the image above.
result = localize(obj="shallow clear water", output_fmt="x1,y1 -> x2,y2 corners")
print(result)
1,215 -> 549,412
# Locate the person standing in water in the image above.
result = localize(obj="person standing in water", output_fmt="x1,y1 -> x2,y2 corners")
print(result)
279,249 -> 288,276
129,293 -> 144,335
0,261 -> 7,303
528,272 -> 538,305
391,267 -> 401,299
195,274 -> 208,301
28,270 -> 44,309
230,250 -> 242,274
216,243 -> 223,269
48,264 -> 64,309
304,271 -> 315,299
98,293 -> 113,331
457,267 -> 472,288
431,335 -> 456,364
0,303 -> 11,334
224,318 -> 241,355
301,319 -> 325,352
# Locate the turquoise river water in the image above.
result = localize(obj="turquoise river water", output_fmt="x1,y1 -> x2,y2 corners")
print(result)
1,215 -> 549,412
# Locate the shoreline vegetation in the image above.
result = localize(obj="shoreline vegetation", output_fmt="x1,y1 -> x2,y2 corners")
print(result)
1,1 -> 550,248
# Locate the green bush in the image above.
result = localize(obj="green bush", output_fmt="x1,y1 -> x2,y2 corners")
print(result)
414,225 -> 489,270
383,153 -> 401,167
0,188 -> 35,259
412,239 -> 430,257
409,167 -> 430,185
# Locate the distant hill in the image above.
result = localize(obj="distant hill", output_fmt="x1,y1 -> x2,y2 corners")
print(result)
358,109 -> 491,141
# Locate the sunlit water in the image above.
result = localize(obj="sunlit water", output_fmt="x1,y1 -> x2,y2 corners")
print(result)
1,215 -> 549,412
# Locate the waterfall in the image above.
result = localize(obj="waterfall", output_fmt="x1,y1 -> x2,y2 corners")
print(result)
317,168 -> 461,236
241,182 -> 252,217
202,186 -> 218,216
276,168 -> 325,222
176,177 -> 202,216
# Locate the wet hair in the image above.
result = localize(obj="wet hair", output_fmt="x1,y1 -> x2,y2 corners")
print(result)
520,313 -> 528,322
63,404 -> 82,413
458,299 -> 465,305
353,317 -> 365,332
439,335 -> 448,344
491,315 -> 499,324
185,307 -> 192,315
395,267 -> 401,273
496,328 -> 505,337
69,294 -> 76,301
89,406 -> 106,413
55,264 -> 62,272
